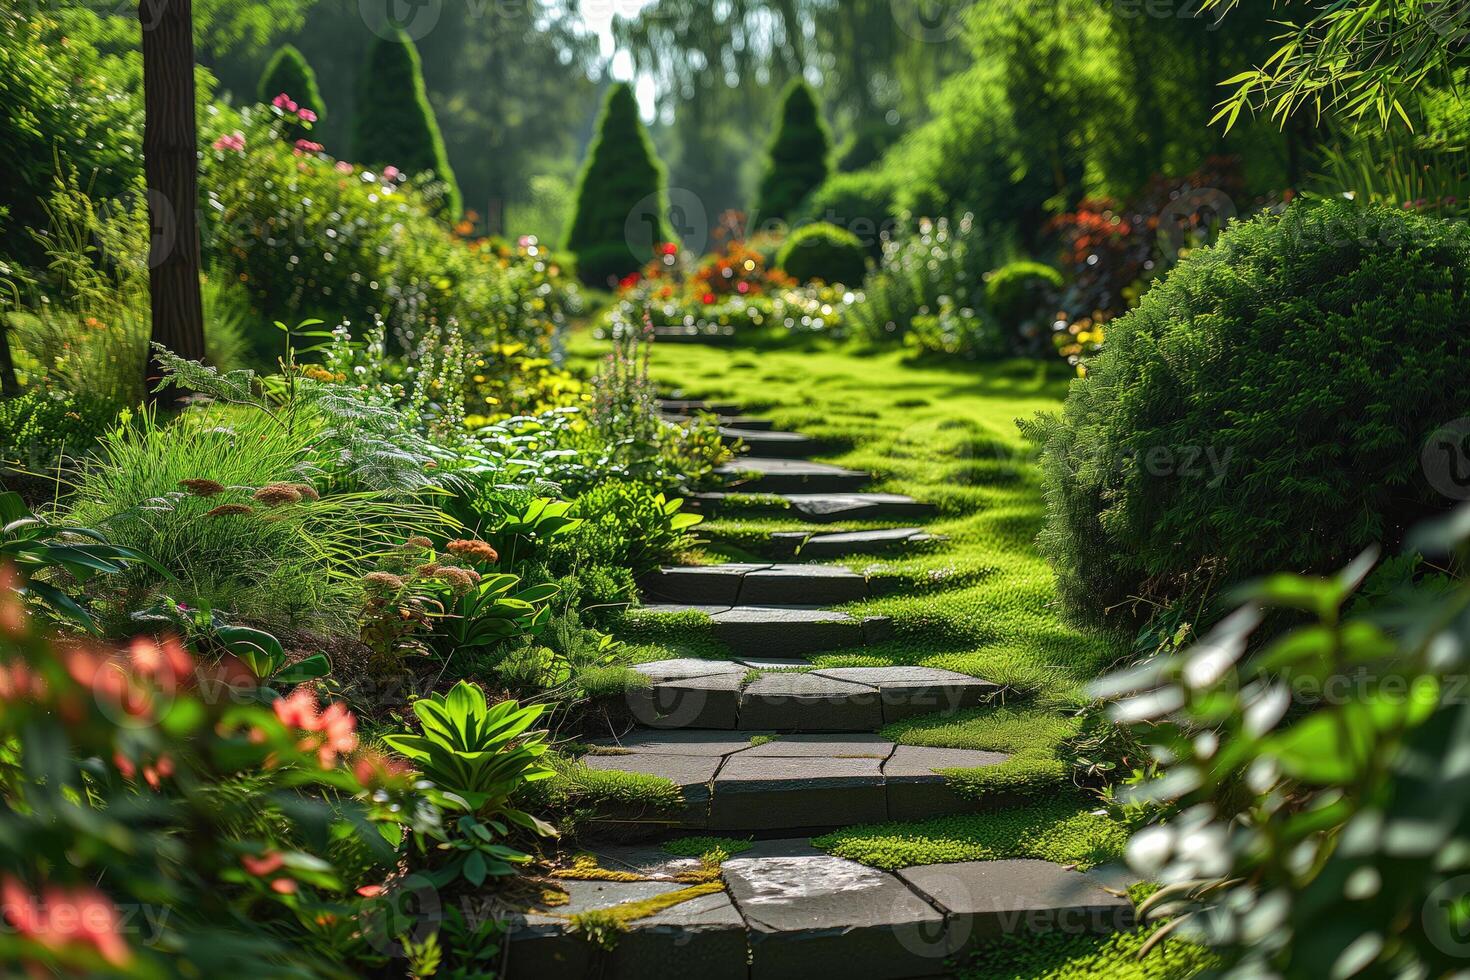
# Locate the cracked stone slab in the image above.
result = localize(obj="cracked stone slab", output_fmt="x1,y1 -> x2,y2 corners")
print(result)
769,528 -> 939,559
738,734 -> 895,759
739,672 -> 885,732
640,564 -> 773,605
896,859 -> 1135,947
710,755 -> 886,831
883,745 -> 1010,821
626,672 -> 745,729
722,853 -> 947,979
739,564 -> 870,604
781,493 -> 936,523
717,457 -> 871,494
812,666 -> 999,722
629,658 -> 746,682
684,605 -> 873,658
505,878 -> 747,980
589,730 -> 772,757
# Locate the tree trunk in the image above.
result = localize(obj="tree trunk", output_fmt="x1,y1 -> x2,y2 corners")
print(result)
139,0 -> 205,404
0,318 -> 17,397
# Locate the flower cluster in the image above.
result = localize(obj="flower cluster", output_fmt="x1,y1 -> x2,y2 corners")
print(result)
0,877 -> 132,968
211,131 -> 245,153
271,688 -> 358,768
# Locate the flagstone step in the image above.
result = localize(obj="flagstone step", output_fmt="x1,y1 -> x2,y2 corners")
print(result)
659,398 -> 744,417
769,528 -> 940,561
716,458 -> 871,494
692,492 -> 935,524
504,841 -> 1133,979
581,733 -> 1013,831
719,427 -> 825,459
627,605 -> 893,658
667,413 -> 775,431
616,661 -> 998,731
641,563 -> 872,606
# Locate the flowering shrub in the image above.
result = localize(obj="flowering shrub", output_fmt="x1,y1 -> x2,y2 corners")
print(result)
847,213 -> 992,347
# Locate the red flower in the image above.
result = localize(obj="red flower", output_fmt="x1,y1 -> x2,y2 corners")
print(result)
0,876 -> 132,966
273,689 -> 359,767
241,852 -> 285,876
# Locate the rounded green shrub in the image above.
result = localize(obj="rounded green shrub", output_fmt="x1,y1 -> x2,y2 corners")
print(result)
986,261 -> 1062,326
564,84 -> 670,286
776,222 -> 868,285
754,80 -> 832,223
257,43 -> 325,139
351,28 -> 460,218
1030,202 -> 1470,628
799,169 -> 899,257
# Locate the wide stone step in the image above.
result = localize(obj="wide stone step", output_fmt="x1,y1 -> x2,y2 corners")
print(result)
615,660 -> 997,731
659,398 -> 743,417
641,563 -> 871,605
692,492 -> 935,524
771,527 -> 939,558
581,733 -> 1015,831
667,413 -> 775,431
504,841 -> 1134,979
716,458 -> 871,494
719,427 -> 823,459
627,605 -> 892,658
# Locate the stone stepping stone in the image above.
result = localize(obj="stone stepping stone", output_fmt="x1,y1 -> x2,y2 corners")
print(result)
628,605 -> 888,658
770,527 -> 939,558
503,877 -> 747,980
720,427 -> 824,459
716,458 -> 871,494
611,661 -> 995,732
721,846 -> 946,978
580,734 -> 1011,831
659,398 -> 743,417
896,859 -> 1135,944
811,666 -> 999,723
667,414 -> 774,431
641,563 -> 870,605
504,845 -> 1135,978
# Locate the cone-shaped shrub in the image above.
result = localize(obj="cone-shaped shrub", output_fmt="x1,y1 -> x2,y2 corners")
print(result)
1029,202 -> 1470,629
258,43 -> 326,139
352,28 -> 460,218
755,81 -> 832,224
564,83 -> 670,286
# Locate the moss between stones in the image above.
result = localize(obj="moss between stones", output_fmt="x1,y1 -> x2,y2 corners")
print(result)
569,882 -> 727,951
813,797 -> 1127,871
662,836 -> 755,862
551,854 -> 649,883
883,707 -> 1084,801
953,920 -> 1218,980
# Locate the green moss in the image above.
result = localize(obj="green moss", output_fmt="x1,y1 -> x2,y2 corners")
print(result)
570,882 -> 726,950
881,708 -> 1079,754
533,754 -> 683,821
954,921 -> 1218,980
662,836 -> 755,862
813,798 -> 1127,871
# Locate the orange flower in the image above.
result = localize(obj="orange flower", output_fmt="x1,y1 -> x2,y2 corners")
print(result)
242,852 -> 285,876
272,689 -> 358,767
445,539 -> 498,564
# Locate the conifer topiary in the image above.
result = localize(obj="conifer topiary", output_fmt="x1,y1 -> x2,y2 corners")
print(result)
564,83 -> 671,286
258,44 -> 325,139
755,81 -> 832,224
776,222 -> 867,285
352,28 -> 460,218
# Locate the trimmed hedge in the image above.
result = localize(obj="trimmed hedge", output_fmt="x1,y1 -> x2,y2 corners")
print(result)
1029,202 -> 1470,627
351,28 -> 460,218
754,80 -> 831,223
986,261 -> 1062,327
776,222 -> 867,285
564,83 -> 670,286
799,169 -> 899,257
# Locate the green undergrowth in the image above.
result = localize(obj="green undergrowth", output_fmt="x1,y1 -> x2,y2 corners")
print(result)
531,754 -> 683,828
812,797 -> 1127,871
567,337 -> 1127,707
662,836 -> 754,861
883,707 -> 1085,801
955,921 -> 1218,980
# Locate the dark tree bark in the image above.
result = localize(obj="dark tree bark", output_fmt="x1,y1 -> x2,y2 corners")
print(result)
0,319 -> 18,397
139,0 -> 206,404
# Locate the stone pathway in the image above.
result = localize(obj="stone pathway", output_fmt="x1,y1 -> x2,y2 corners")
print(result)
503,398 -> 1133,977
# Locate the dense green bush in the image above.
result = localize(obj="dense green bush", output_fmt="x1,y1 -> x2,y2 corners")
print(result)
776,222 -> 867,285
351,28 -> 460,218
754,80 -> 832,224
986,260 -> 1062,353
1030,202 -> 1470,627
799,169 -> 899,257
257,43 -> 325,139
564,84 -> 670,287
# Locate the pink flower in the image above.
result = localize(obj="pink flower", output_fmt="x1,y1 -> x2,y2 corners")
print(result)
293,139 -> 324,155
211,132 -> 245,153
271,93 -> 298,113
381,165 -> 401,181
297,108 -> 317,124
1,876 -> 133,967
334,161 -> 354,174
272,689 -> 359,767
